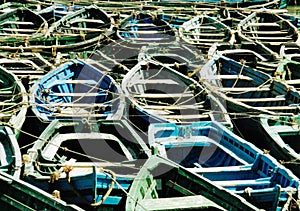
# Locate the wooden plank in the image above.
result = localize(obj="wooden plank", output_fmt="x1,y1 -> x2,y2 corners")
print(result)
0,21 -> 34,25
49,92 -> 107,97
133,79 -> 178,85
134,93 -> 194,98
219,87 -> 270,92
243,31 -> 288,35
2,28 -> 36,33
140,195 -> 222,210
38,102 -> 110,107
188,38 -> 225,42
162,114 -> 210,119
69,18 -> 105,24
236,97 -> 286,102
255,106 -> 299,110
183,32 -> 226,37
249,36 -> 292,41
119,30 -> 166,34
214,178 -> 271,187
144,104 -> 204,110
203,75 -> 253,81
285,79 -> 300,85
61,27 -> 107,32
247,22 -> 280,27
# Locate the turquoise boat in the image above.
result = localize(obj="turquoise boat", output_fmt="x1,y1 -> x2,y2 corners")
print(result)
148,121 -> 300,210
23,119 -> 150,209
126,155 -> 260,211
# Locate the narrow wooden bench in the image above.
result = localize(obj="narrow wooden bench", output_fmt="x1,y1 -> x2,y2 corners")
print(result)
133,79 -> 179,85
162,114 -> 210,120
134,93 -> 194,98
69,18 -> 105,25
0,21 -> 34,25
247,22 -> 280,27
219,87 -> 270,92
139,195 -> 222,211
144,104 -> 204,110
236,97 -> 286,102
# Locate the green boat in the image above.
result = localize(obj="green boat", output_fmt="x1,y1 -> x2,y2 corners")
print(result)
0,171 -> 83,211
0,5 -> 115,56
126,155 -> 260,211
0,65 -> 28,138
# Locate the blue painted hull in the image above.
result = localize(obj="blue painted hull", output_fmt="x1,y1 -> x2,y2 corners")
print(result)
149,121 -> 300,210
30,59 -> 124,122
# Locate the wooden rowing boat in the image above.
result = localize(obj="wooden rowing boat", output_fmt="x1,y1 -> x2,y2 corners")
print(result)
30,59 -> 125,122
149,121 -> 300,210
0,126 -> 22,179
237,10 -> 300,51
0,6 -> 47,45
116,11 -> 177,46
208,42 -> 280,74
126,155 -> 260,211
0,5 -> 114,56
122,58 -> 232,128
0,52 -> 54,90
179,14 -> 235,53
23,119 -> 150,209
200,54 -> 300,116
0,171 -> 83,210
0,66 -> 28,137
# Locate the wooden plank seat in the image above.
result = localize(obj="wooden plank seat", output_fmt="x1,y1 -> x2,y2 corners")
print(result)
2,28 -> 37,33
203,75 -> 253,81
125,23 -> 157,27
0,33 -> 32,37
133,79 -> 179,85
214,177 -> 272,188
49,92 -> 107,97
249,37 -> 293,41
255,106 -> 300,110
144,104 -> 204,110
189,38 -> 226,43
161,114 -> 210,120
243,31 -> 289,35
68,18 -> 105,25
246,22 -> 280,27
285,79 -> 300,85
0,21 -> 35,25
236,97 -> 286,102
61,27 -> 107,32
187,32 -> 226,37
219,87 -> 270,92
51,112 -> 110,118
139,195 -> 221,211
134,93 -> 194,98
118,30 -> 167,34
184,25 -> 217,31
38,102 -> 111,108
125,37 -> 170,41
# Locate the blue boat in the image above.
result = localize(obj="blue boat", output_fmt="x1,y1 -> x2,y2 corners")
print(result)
0,126 -> 22,179
233,114 -> 300,178
208,42 -> 280,74
126,155 -> 260,211
30,59 -> 125,122
23,119 -> 150,209
117,11 -> 177,46
200,54 -> 300,116
148,121 -> 300,210
122,58 -> 232,128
